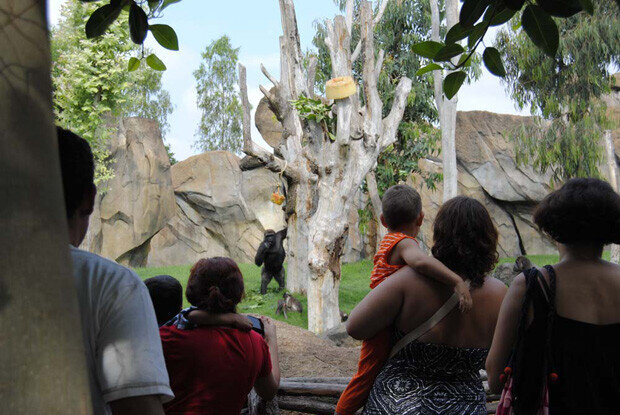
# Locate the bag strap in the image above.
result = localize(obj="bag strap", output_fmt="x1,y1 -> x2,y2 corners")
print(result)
389,292 -> 459,358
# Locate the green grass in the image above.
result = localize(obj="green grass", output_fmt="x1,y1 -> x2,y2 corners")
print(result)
134,252 -> 612,330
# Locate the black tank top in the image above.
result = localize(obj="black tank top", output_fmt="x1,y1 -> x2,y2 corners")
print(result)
528,269 -> 620,414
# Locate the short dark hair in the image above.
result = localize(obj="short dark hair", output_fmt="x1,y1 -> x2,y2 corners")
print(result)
56,127 -> 95,218
144,275 -> 183,326
186,257 -> 244,313
431,196 -> 498,288
533,178 -> 620,246
381,184 -> 422,230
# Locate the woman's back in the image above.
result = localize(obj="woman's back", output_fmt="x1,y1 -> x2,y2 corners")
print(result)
160,325 -> 271,415
394,268 -> 507,349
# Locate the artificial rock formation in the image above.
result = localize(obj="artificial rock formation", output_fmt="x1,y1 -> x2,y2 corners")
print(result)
147,151 -> 287,267
81,118 -> 176,266
410,111 -> 558,257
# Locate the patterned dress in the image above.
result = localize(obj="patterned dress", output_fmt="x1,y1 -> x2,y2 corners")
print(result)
363,337 -> 488,415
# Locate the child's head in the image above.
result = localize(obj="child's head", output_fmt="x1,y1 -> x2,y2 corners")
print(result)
186,257 -> 245,314
533,177 -> 620,249
381,184 -> 423,233
144,275 -> 183,326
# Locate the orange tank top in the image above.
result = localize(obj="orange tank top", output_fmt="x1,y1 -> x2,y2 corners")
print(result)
370,232 -> 418,289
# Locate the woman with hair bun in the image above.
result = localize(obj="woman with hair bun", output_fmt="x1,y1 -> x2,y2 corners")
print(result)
487,178 -> 620,414
160,257 -> 280,415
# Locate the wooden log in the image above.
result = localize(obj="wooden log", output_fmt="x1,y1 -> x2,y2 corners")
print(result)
278,381 -> 346,397
277,396 -> 336,415
282,377 -> 351,384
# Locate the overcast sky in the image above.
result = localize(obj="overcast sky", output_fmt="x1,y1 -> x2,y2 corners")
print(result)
47,0 -> 529,162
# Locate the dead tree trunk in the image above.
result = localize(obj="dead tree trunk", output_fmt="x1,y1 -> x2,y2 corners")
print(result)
603,130 -> 620,264
366,171 -> 386,251
0,1 -> 92,412
239,0 -> 411,333
431,0 -> 459,202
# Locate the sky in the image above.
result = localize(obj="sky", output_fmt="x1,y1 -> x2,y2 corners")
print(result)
47,0 -> 529,162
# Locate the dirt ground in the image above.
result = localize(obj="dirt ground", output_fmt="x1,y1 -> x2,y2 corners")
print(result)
273,319 -> 360,378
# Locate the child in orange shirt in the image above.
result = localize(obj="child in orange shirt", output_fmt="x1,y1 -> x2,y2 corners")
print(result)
336,184 -> 472,415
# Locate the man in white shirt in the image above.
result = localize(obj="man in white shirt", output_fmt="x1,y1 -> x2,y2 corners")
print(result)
57,127 -> 173,415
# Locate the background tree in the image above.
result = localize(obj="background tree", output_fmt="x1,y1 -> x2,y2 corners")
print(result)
51,1 -> 174,182
193,35 -> 244,154
495,0 -> 619,183
239,0 -> 412,333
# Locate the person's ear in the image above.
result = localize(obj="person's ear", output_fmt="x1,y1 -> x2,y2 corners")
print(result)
416,210 -> 425,226
79,183 -> 96,216
380,214 -> 388,229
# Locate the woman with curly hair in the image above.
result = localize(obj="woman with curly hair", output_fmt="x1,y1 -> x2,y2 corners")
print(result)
487,178 -> 620,414
347,196 -> 508,414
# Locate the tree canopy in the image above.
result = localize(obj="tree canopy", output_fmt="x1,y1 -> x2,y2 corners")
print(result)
52,1 -> 174,181
495,0 -> 619,182
193,35 -> 244,154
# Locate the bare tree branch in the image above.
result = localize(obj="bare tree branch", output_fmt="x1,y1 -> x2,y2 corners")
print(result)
239,64 -> 254,154
345,0 -> 354,34
380,76 -> 412,150
307,56 -> 318,99
351,0 -> 390,63
365,171 -> 386,242
375,49 -> 385,79
261,64 -> 280,89
361,1 -> 382,137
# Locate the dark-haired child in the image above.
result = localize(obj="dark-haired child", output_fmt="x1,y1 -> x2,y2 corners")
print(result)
336,184 -> 472,415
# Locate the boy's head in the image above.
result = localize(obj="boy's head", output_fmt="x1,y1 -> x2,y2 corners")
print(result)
57,127 -> 97,246
144,275 -> 183,326
380,184 -> 423,233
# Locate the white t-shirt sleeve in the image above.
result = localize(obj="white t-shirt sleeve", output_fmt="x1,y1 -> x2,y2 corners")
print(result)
96,271 -> 174,404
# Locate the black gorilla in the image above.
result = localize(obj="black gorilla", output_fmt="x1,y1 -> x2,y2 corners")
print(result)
255,228 -> 287,295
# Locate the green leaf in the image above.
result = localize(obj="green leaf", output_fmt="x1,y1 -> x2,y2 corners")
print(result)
149,24 -> 179,51
146,53 -> 167,71
127,57 -> 141,72
577,0 -> 593,15
445,23 -> 474,44
460,0 -> 491,27
129,2 -> 149,45
482,47 -> 506,77
484,4 -> 517,26
503,0 -> 526,11
416,63 -> 442,76
521,5 -> 559,57
537,0 -> 582,17
467,23 -> 487,49
433,43 -> 465,62
85,4 -> 122,39
411,41 -> 444,59
161,0 -> 182,10
148,0 -> 160,10
457,53 -> 472,67
443,71 -> 467,100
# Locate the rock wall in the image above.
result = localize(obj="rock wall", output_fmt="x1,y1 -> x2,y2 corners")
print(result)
410,111 -> 558,257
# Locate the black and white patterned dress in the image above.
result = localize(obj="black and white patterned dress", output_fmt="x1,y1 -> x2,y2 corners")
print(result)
363,336 -> 488,415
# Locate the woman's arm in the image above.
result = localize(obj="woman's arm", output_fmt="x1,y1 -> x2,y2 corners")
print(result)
346,271 -> 406,340
254,318 -> 280,401
485,274 -> 527,393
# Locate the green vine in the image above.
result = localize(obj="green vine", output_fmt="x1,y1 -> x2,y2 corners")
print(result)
291,95 -> 337,142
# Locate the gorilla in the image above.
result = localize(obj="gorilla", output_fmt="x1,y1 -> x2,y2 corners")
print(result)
255,228 -> 287,295
513,255 -> 533,273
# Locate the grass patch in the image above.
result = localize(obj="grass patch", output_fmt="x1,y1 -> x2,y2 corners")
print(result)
134,252 -> 612,330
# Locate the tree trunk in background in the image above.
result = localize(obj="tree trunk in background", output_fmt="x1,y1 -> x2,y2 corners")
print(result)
239,0 -> 411,333
431,0 -> 459,202
603,130 -> 620,264
0,1 -> 92,412
366,171 -> 386,250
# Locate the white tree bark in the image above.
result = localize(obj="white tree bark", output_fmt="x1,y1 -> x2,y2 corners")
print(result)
431,0 -> 459,202
0,1 -> 92,412
366,171 -> 386,249
603,130 -> 620,264
240,0 -> 411,333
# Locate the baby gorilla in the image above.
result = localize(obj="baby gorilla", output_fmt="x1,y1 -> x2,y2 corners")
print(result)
275,292 -> 303,319
255,228 -> 287,295
513,255 -> 533,273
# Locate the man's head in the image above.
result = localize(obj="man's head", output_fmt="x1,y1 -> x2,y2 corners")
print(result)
144,275 -> 183,326
380,184 -> 423,234
57,127 -> 96,246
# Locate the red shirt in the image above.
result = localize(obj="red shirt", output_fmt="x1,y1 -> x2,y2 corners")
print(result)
160,325 -> 272,415
369,232 -> 418,289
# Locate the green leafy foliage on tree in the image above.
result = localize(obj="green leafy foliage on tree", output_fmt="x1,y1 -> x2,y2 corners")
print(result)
80,0 -> 181,70
193,35 -> 244,154
52,2 -> 175,182
495,0 -> 619,182
412,0 -> 607,98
